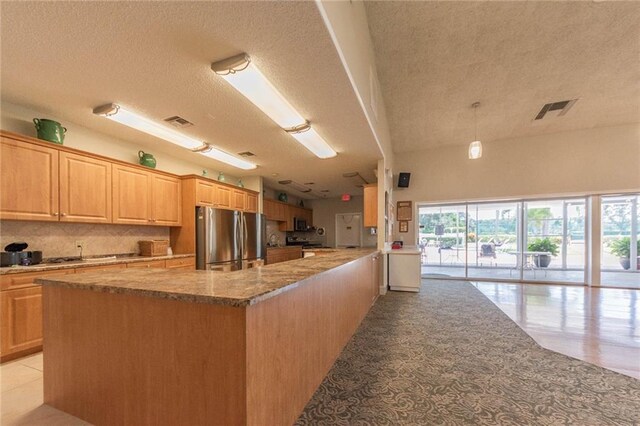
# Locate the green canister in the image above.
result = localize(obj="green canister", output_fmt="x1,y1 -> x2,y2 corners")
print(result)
33,118 -> 66,144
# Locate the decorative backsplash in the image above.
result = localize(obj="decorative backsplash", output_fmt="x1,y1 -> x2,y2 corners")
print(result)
0,221 -> 170,258
266,221 -> 286,246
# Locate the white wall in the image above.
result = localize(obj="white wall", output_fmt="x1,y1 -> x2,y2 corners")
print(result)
1,101 -> 241,182
393,123 -> 640,243
308,195 -> 377,248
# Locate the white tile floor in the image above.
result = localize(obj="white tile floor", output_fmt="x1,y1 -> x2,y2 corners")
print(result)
0,353 -> 87,425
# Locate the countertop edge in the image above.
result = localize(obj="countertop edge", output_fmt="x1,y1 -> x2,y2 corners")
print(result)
0,254 -> 195,275
36,250 -> 379,307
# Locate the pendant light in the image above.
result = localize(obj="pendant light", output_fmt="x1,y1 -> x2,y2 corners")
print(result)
469,102 -> 482,160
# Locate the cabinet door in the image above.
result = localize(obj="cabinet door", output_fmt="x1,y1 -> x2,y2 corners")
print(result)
75,264 -> 126,274
0,138 -> 59,221
196,180 -> 216,206
112,164 -> 152,225
59,152 -> 112,223
1,287 -> 43,357
215,185 -> 231,209
246,193 -> 258,213
371,255 -> 381,303
363,184 -> 378,227
127,260 -> 166,268
263,199 -> 274,220
232,190 -> 246,211
277,203 -> 287,222
165,257 -> 195,270
151,174 -> 182,226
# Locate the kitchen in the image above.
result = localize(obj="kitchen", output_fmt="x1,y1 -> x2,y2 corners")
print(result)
0,2 -> 393,424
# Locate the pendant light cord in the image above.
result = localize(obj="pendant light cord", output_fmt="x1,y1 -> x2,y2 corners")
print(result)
472,101 -> 480,141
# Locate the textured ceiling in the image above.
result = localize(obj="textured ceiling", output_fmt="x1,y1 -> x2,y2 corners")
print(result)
365,1 -> 640,152
1,1 -> 380,198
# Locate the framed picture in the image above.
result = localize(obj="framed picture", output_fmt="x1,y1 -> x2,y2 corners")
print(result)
399,221 -> 409,233
397,201 -> 412,221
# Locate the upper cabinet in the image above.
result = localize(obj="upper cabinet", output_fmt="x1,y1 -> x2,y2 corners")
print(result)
112,164 -> 152,225
245,193 -> 258,213
363,184 -> 378,227
59,152 -> 112,223
1,132 -> 181,226
150,174 -> 181,226
0,137 -> 59,221
112,164 -> 181,226
264,198 -> 312,231
232,189 -> 246,211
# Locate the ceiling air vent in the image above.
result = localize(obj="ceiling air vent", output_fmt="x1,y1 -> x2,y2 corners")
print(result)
164,116 -> 194,128
238,151 -> 255,157
534,99 -> 578,120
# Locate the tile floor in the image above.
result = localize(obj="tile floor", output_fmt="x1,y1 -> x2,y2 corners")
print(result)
0,353 -> 87,425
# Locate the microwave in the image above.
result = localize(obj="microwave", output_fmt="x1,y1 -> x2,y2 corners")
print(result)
294,217 -> 307,231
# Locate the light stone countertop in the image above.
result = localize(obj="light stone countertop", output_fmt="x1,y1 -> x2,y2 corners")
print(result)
0,253 -> 195,275
36,249 -> 378,307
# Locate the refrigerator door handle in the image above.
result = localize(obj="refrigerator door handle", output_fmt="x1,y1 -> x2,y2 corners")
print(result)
237,212 -> 243,261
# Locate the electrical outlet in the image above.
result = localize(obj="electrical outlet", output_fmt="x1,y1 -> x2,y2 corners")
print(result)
75,240 -> 86,250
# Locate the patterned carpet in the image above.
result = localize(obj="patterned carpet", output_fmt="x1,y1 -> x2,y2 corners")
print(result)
296,280 -> 640,425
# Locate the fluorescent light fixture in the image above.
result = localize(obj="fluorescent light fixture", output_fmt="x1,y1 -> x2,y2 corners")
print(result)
198,146 -> 257,170
288,124 -> 337,159
212,54 -> 337,159
468,141 -> 482,159
212,54 -> 305,130
93,104 -> 204,150
93,103 -> 256,170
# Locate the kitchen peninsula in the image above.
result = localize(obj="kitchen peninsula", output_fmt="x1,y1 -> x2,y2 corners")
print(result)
37,249 -> 381,425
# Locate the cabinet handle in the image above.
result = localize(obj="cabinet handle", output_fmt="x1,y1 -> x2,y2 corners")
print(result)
60,213 -> 67,217
52,212 -> 59,216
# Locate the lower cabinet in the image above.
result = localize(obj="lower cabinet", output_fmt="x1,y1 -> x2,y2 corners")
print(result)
1,287 -> 43,360
266,247 -> 303,265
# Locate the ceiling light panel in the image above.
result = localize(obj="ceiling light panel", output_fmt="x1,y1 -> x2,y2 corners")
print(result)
212,54 -> 305,130
290,127 -> 337,159
93,103 -> 256,170
94,104 -> 204,150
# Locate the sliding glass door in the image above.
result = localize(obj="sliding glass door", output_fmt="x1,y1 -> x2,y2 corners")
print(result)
418,205 -> 466,278
466,202 -> 520,280
523,199 -> 586,283
601,194 -> 639,288
419,197 -> 586,284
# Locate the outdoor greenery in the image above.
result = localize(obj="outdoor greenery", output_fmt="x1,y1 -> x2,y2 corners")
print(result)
609,237 -> 640,258
527,238 -> 559,257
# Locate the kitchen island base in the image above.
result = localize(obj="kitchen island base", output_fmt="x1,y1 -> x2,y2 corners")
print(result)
43,252 -> 378,425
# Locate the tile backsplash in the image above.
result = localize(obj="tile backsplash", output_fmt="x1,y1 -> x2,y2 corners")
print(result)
266,221 -> 286,246
0,221 -> 170,258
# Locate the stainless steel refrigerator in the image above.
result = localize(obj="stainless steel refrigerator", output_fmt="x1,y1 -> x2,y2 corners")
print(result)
195,206 -> 266,271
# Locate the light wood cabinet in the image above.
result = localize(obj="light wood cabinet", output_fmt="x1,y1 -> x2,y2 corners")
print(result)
113,165 -> 181,226
165,257 -> 196,270
196,180 -> 216,206
232,189 -> 246,211
363,184 -> 378,228
1,287 -> 43,360
265,246 -> 302,265
126,260 -> 166,269
246,193 -> 258,213
75,264 -> 127,274
0,137 -> 59,221
59,152 -> 112,223
112,164 -> 152,225
151,174 -> 181,226
215,185 -> 231,209
0,269 -> 73,361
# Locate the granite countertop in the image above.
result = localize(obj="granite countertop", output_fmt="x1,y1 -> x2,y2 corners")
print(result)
0,253 -> 195,275
36,249 -> 378,307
